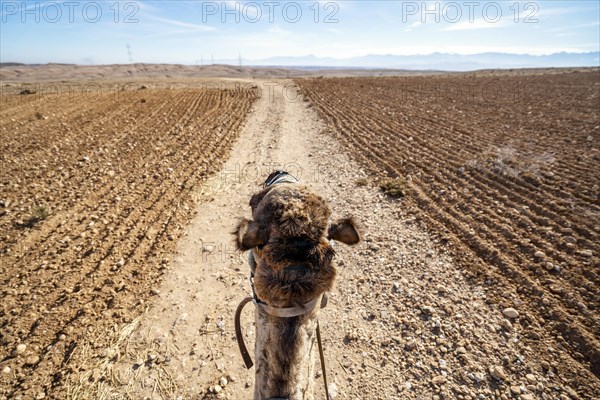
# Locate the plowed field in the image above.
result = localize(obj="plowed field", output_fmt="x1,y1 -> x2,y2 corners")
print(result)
0,83 -> 257,398
297,70 -> 600,394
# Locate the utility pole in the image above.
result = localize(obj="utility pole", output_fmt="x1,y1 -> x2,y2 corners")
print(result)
126,43 -> 133,63
126,43 -> 137,78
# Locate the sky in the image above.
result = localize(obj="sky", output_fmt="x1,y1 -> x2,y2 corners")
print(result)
0,0 -> 599,64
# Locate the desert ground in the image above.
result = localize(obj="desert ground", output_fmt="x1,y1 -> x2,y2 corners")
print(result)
1,66 -> 599,400
0,63 -> 444,82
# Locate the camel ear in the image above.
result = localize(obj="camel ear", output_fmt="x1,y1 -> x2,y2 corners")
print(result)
249,187 -> 272,212
328,217 -> 361,245
234,219 -> 268,251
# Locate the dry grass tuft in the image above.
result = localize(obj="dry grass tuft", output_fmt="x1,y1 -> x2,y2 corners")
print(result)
467,146 -> 555,181
355,178 -> 368,187
65,317 -> 178,400
379,177 -> 410,198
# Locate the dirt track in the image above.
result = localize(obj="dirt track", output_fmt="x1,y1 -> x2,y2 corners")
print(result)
1,73 -> 599,400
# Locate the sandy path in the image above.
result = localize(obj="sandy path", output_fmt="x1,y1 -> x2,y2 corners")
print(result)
112,80 -> 333,399
95,80 -> 581,400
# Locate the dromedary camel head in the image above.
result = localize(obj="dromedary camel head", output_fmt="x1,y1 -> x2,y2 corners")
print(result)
233,171 -> 361,399
234,171 -> 360,307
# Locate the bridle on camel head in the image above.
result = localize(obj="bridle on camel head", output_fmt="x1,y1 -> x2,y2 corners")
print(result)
263,170 -> 300,187
234,170 -> 331,400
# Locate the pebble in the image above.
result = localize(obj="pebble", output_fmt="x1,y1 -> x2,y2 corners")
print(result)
219,376 -> 228,387
15,344 -> 27,355
502,308 -> 519,319
554,264 -> 561,273
534,251 -> 545,259
35,393 -> 45,400
25,355 -> 40,365
2,366 -> 10,374
432,375 -> 446,385
564,387 -> 579,398
404,340 -> 417,351
541,361 -> 550,370
579,250 -> 593,258
525,373 -> 536,384
213,384 -> 222,393
563,236 -> 576,244
520,395 -> 534,400
500,319 -> 512,331
489,365 -> 508,381
421,306 -> 435,315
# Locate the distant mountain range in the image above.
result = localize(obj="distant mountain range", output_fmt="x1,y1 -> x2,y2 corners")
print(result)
234,52 -> 600,71
2,52 -> 598,73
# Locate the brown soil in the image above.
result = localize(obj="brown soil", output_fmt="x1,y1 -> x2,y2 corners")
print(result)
0,82 -> 257,398
296,70 -> 600,398
1,69 -> 599,400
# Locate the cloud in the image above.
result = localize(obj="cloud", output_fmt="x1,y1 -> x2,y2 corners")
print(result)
536,7 -> 575,18
546,21 -> 600,33
267,25 -> 291,35
443,19 -> 508,31
404,21 -> 422,32
145,15 -> 215,31
135,1 -> 160,13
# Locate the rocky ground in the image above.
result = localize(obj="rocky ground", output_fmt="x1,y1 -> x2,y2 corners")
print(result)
1,74 -> 597,399
0,81 -> 257,399
298,71 -> 600,399
66,79 -> 597,399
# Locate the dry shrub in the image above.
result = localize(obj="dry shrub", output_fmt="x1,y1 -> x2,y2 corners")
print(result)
355,178 -> 368,187
380,177 -> 409,198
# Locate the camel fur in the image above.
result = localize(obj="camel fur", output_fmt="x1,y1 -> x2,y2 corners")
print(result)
234,181 -> 360,400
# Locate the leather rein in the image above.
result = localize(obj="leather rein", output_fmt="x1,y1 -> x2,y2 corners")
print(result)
234,171 -> 331,400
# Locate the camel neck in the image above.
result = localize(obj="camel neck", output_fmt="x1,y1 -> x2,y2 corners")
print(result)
254,307 -> 319,400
